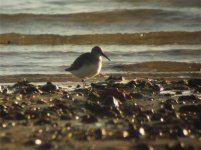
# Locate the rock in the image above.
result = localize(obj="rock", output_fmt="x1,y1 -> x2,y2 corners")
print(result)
179,104 -> 201,113
128,125 -> 146,140
130,92 -> 144,99
94,128 -> 107,139
125,80 -> 137,88
0,105 -> 10,119
36,142 -> 53,150
13,80 -> 32,88
175,91 -> 182,95
173,85 -> 190,90
85,101 -> 116,117
81,114 -> 98,123
15,112 -> 26,120
12,80 -> 39,94
88,91 -> 100,100
195,87 -> 201,93
22,86 -> 39,94
162,103 -> 175,111
91,83 -> 105,89
105,76 -> 125,82
194,113 -> 201,129
101,88 -> 126,102
40,82 -> 57,92
152,84 -> 162,92
134,143 -> 154,150
164,93 -> 172,97
188,79 -> 201,88
102,96 -> 121,108
136,112 -> 150,122
167,142 -> 187,150
178,95 -> 199,102
123,102 -> 142,116
165,99 -> 178,104
34,117 -> 51,125
128,124 -> 141,139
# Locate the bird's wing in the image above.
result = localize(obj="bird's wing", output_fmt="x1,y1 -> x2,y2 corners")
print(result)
65,53 -> 96,71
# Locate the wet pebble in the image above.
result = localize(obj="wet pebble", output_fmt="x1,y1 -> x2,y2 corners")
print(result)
0,105 -> 10,119
60,113 -> 73,120
81,114 -> 98,123
105,76 -> 125,83
194,87 -> 201,93
36,142 -> 53,150
101,88 -> 126,102
130,92 -> 144,99
13,80 -> 39,94
165,99 -> 178,104
88,91 -> 100,99
134,143 -> 154,150
178,95 -> 199,102
188,79 -> 201,88
34,117 -> 51,125
164,93 -> 172,97
174,85 -> 190,90
123,102 -> 142,116
91,83 -> 106,89
125,80 -> 137,88
13,80 -> 33,88
193,113 -> 201,129
86,101 -> 116,117
128,124 -> 144,139
102,96 -> 121,108
179,104 -> 201,113
167,142 -> 188,150
15,112 -> 26,120
162,103 -> 175,111
175,91 -> 182,95
136,112 -> 150,122
94,128 -> 107,139
40,82 -> 57,92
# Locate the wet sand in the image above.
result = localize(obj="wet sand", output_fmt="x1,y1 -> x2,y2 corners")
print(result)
1,31 -> 201,45
115,61 -> 201,72
0,61 -> 200,83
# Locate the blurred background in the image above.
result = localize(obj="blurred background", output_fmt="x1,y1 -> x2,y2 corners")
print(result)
0,0 -> 201,75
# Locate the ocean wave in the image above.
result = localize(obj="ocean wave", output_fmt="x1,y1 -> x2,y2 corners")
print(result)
1,9 -> 200,35
0,31 -> 201,45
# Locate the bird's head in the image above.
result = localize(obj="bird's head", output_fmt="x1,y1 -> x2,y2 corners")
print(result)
91,46 -> 111,61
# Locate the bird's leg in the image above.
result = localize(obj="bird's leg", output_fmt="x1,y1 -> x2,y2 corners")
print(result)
81,79 -> 86,88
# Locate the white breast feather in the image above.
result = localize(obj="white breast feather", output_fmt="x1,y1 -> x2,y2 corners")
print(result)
71,56 -> 102,79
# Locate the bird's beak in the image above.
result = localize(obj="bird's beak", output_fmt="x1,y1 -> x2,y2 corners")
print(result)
102,52 -> 111,61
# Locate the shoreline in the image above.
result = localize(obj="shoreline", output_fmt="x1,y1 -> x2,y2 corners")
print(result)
1,72 -> 201,83
1,61 -> 200,83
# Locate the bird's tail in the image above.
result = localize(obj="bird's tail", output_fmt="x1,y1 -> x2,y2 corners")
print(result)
65,68 -> 70,71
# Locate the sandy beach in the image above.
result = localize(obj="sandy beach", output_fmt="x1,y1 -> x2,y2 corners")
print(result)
1,0 -> 201,149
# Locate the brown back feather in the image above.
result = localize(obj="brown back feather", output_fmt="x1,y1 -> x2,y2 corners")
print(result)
65,53 -> 98,71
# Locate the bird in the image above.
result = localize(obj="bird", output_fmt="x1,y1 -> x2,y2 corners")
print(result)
65,46 -> 111,83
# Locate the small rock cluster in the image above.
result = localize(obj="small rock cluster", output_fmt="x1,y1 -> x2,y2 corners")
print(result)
0,78 -> 200,149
